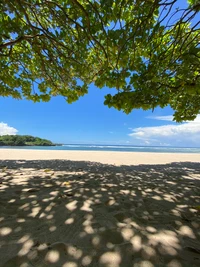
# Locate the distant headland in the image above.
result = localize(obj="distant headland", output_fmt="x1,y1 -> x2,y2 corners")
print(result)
0,135 -> 56,146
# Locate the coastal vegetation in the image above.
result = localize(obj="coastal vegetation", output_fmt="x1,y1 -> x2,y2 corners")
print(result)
0,135 -> 55,146
0,0 -> 199,121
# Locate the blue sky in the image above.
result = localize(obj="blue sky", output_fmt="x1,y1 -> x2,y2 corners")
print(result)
1,84 -> 200,147
1,0 -> 199,147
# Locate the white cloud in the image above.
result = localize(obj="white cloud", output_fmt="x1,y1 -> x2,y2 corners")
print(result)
0,122 -> 18,136
147,115 -> 174,121
128,115 -> 200,147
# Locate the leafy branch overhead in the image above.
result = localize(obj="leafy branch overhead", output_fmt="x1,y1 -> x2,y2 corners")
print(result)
0,0 -> 199,121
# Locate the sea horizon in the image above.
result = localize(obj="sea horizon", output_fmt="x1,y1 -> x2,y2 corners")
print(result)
0,143 -> 200,153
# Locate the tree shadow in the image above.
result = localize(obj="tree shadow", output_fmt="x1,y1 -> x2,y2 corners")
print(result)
0,160 -> 200,267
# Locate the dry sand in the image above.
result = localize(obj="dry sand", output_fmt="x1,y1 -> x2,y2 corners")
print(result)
0,149 -> 200,165
0,149 -> 199,267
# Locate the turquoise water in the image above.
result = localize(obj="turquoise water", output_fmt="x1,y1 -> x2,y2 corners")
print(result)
0,144 -> 200,153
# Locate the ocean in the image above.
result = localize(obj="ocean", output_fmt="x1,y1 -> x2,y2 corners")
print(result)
0,144 -> 200,153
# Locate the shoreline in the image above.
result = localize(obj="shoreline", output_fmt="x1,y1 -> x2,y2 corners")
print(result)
0,149 -> 199,165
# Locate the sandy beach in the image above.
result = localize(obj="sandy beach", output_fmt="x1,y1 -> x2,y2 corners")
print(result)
0,149 -> 199,267
0,149 -> 200,165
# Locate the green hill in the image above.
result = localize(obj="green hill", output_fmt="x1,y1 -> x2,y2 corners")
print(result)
0,135 -> 55,146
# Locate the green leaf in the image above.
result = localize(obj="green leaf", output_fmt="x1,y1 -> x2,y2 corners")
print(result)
0,0 -> 199,122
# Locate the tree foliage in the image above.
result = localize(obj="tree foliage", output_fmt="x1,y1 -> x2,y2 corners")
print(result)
0,0 -> 199,121
0,135 -> 55,146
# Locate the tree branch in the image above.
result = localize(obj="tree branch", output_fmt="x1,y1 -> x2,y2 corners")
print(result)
0,34 -> 43,49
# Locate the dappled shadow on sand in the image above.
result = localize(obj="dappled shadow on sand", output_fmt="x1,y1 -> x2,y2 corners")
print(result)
0,160 -> 200,267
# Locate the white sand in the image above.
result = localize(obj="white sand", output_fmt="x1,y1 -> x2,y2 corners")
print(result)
0,149 -> 199,267
0,149 -> 199,165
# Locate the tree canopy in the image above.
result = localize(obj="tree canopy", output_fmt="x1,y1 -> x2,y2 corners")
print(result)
0,0 -> 199,121
0,135 -> 55,146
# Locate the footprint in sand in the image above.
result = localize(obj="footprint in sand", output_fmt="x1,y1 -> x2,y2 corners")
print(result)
114,212 -> 132,223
